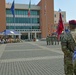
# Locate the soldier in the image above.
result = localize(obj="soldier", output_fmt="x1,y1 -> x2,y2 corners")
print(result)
48,34 -> 51,45
68,20 -> 76,75
46,36 -> 49,45
61,20 -> 76,75
61,26 -> 76,75
51,34 -> 54,45
46,34 -> 51,45
54,35 -> 57,45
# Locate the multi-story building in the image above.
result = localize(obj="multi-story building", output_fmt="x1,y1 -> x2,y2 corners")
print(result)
53,11 -> 67,32
0,0 -> 67,40
6,0 -> 54,40
54,11 -> 66,24
6,3 -> 41,40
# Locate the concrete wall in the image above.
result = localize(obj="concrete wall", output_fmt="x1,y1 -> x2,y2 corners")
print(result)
6,3 -> 40,10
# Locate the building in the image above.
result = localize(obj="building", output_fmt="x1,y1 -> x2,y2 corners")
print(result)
0,0 -> 67,40
53,11 -> 67,32
0,0 -> 6,32
54,11 -> 66,24
6,3 -> 41,40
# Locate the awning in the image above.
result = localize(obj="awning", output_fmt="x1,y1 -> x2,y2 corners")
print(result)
0,30 -> 21,35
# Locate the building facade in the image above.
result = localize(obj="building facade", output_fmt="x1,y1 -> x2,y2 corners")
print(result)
38,0 -> 54,38
53,11 -> 66,32
6,3 -> 41,40
54,11 -> 66,24
5,0 -> 54,40
0,0 -> 6,32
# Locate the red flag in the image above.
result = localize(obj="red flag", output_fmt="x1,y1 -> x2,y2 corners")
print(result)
57,13 -> 64,40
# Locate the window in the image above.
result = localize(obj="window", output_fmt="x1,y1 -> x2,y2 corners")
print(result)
62,14 -> 64,18
54,21 -> 56,23
6,9 -> 40,16
54,14 -> 56,17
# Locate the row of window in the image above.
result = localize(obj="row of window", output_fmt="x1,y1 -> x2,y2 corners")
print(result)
6,9 -> 40,15
54,20 -> 64,23
6,17 -> 40,23
6,26 -> 40,29
54,14 -> 64,18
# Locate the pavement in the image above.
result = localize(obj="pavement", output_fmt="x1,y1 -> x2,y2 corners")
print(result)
0,41 -> 65,75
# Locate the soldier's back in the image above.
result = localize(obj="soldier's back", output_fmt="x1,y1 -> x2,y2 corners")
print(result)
61,32 -> 74,75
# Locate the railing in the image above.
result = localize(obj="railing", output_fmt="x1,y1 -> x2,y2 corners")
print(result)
15,29 -> 41,32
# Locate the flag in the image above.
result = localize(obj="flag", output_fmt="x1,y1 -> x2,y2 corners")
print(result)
28,0 -> 31,16
59,9 -> 61,12
10,1 -> 15,17
56,13 -> 64,40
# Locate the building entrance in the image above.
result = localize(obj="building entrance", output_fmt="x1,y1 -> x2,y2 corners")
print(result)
21,33 -> 28,40
21,32 -> 41,40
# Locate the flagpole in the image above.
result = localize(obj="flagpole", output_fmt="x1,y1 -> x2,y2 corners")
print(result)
28,0 -> 32,41
13,0 -> 15,30
30,0 -> 32,41
13,0 -> 16,39
10,0 -> 15,31
30,15 -> 32,41
10,0 -> 16,39
29,15 -> 32,41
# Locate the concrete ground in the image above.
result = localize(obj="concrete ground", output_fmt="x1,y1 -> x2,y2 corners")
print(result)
0,41 -> 65,75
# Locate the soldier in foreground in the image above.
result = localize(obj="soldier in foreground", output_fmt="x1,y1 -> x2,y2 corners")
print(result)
61,20 -> 76,75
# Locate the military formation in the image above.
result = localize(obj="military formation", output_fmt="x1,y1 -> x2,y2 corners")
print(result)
46,34 -> 59,45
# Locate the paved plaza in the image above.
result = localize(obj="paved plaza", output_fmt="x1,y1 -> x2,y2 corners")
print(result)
0,41 -> 65,75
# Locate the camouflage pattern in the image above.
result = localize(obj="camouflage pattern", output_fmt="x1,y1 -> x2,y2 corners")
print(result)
46,36 -> 51,45
54,36 -> 59,45
51,36 -> 55,45
61,32 -> 75,75
48,36 -> 51,45
46,36 -> 49,45
68,20 -> 76,75
73,57 -> 76,75
71,32 -> 76,75
50,36 -> 54,45
50,34 -> 59,45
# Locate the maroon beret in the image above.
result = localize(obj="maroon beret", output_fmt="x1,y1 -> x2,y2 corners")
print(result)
69,20 -> 76,25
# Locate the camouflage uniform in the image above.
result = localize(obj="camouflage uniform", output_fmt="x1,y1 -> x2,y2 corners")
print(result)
61,32 -> 75,75
46,35 -> 51,45
46,36 -> 48,45
51,36 -> 54,45
48,36 -> 51,45
73,50 -> 76,75
71,32 -> 76,75
46,36 -> 49,45
69,20 -> 76,75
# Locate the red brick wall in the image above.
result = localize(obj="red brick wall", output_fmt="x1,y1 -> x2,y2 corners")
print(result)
39,0 -> 54,38
0,0 -> 6,32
